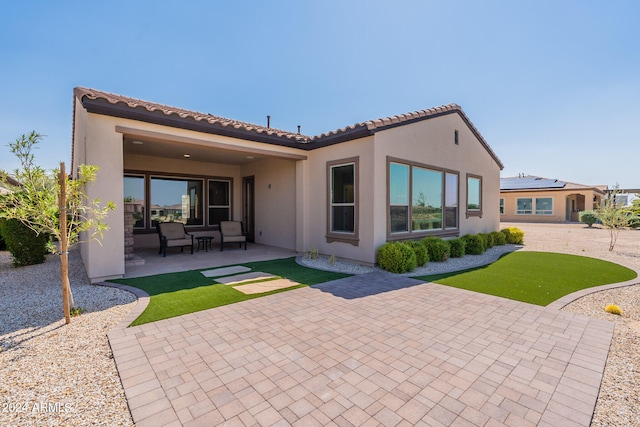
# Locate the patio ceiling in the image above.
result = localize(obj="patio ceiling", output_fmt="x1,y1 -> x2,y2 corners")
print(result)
119,126 -> 307,165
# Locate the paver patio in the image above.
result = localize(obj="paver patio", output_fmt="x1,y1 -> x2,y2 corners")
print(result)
107,271 -> 613,426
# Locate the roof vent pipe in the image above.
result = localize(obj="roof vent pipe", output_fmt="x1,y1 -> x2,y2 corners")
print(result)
267,115 -> 270,129
297,125 -> 301,134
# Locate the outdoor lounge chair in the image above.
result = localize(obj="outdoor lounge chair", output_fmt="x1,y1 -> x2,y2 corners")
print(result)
157,222 -> 194,257
219,221 -> 247,251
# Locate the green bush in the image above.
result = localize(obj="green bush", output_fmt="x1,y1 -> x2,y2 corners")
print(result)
0,219 -> 49,266
405,240 -> 429,266
479,233 -> 494,249
448,238 -> 465,258
579,210 -> 598,227
501,227 -> 524,244
490,230 -> 506,245
421,237 -> 450,262
376,242 -> 417,273
0,231 -> 5,251
462,234 -> 485,255
628,215 -> 640,229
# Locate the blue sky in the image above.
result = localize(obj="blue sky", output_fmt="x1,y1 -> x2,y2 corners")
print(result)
1,0 -> 638,188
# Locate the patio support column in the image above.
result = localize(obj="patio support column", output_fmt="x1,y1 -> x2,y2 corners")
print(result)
295,159 -> 308,253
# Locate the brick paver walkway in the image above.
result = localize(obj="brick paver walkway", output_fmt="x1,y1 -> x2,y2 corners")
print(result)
107,272 -> 613,426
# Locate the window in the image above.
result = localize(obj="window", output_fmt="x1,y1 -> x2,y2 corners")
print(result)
412,167 -> 442,231
466,175 -> 482,217
208,180 -> 231,226
499,198 -> 504,215
389,162 -> 410,233
454,130 -> 459,145
124,175 -> 145,228
445,173 -> 458,228
535,197 -> 553,215
150,177 -> 203,226
327,158 -> 359,244
516,198 -> 533,214
388,159 -> 459,236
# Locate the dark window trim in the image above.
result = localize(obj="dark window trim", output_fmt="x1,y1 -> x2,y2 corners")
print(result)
124,170 -> 233,233
326,157 -> 359,246
466,173 -> 483,218
386,156 -> 460,240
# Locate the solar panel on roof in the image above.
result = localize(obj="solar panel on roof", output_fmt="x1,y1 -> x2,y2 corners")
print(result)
500,177 -> 566,190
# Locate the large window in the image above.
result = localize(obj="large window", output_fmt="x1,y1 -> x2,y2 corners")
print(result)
150,177 -> 203,226
516,198 -> 533,214
327,158 -> 359,244
535,197 -> 553,215
208,180 -> 231,226
389,163 -> 410,233
124,175 -> 145,228
516,197 -> 553,215
467,175 -> 482,216
388,159 -> 459,236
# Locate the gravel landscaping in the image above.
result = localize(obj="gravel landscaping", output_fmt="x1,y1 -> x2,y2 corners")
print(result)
1,222 -> 638,426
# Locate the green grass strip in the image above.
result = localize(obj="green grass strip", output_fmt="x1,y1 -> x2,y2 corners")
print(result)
109,257 -> 350,326
413,251 -> 637,306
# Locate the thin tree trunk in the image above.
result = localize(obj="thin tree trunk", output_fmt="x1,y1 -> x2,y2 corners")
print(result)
59,163 -> 71,324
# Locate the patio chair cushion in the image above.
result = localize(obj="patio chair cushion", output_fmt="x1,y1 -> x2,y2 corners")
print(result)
157,222 -> 194,256
219,221 -> 247,250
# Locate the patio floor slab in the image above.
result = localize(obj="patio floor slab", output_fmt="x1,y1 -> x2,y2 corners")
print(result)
233,278 -> 300,294
201,266 -> 252,278
108,272 -> 614,426
215,271 -> 277,285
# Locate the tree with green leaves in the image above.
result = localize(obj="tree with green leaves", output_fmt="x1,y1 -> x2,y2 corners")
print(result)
0,132 -> 115,324
597,185 -> 630,251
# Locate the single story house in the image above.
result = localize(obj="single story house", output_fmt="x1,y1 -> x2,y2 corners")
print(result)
500,175 -> 606,223
72,87 -> 503,282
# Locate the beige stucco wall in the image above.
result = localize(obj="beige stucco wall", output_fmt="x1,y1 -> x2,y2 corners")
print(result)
304,136 -> 377,264
500,189 -> 602,223
374,113 -> 501,240
239,158 -> 297,250
73,107 -> 125,282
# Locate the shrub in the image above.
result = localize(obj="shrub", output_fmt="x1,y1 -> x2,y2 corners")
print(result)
462,234 -> 485,255
0,231 -> 5,251
490,230 -> 506,246
479,233 -> 494,249
579,210 -> 598,227
405,240 -> 429,266
501,227 -> 524,244
628,215 -> 640,229
376,242 -> 417,273
0,219 -> 49,266
421,237 -> 450,262
448,238 -> 465,258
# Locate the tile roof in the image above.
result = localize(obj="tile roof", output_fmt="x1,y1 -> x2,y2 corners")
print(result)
73,87 -> 503,168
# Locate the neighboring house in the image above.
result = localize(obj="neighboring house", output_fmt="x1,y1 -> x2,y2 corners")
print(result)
500,175 -> 606,223
72,87 -> 504,282
609,189 -> 640,207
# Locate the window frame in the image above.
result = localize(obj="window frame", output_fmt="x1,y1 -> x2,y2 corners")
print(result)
499,198 -> 505,215
124,174 -> 146,229
386,157 -> 460,240
516,197 -> 533,215
208,179 -> 232,226
124,170 -> 233,233
535,197 -> 553,215
466,174 -> 483,218
326,157 -> 359,245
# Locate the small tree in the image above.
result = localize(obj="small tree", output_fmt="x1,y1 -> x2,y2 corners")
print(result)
0,132 -> 115,324
597,186 -> 629,251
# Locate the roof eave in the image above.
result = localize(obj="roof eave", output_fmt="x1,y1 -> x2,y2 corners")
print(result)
79,96 -> 311,149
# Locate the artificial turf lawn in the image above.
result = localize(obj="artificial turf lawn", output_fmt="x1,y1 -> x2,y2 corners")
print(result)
109,257 -> 350,326
414,251 -> 637,306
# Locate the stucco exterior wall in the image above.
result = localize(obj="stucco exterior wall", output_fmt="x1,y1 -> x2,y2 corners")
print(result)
304,136 -> 376,264
74,110 -> 125,282
374,113 -> 501,241
240,158 -> 297,250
